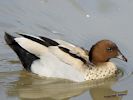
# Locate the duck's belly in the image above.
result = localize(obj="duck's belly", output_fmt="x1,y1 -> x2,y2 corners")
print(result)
31,52 -> 85,82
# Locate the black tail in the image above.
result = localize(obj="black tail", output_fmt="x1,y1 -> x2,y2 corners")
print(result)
4,32 -> 39,71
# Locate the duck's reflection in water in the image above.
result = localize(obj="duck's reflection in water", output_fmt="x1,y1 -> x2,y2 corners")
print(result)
7,70 -> 127,100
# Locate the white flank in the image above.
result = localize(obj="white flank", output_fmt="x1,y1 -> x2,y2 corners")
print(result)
31,52 -> 85,82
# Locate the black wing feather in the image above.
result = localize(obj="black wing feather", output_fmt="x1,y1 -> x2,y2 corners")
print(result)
18,34 -> 50,47
39,36 -> 59,46
58,46 -> 87,64
5,32 -> 39,71
18,34 -> 59,47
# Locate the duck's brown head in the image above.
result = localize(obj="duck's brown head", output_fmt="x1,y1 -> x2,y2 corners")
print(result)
89,40 -> 127,65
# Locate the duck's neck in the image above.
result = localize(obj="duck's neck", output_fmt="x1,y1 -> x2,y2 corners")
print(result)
91,60 -> 109,65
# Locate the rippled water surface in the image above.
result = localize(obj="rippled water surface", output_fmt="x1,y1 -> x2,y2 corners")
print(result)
0,0 -> 133,100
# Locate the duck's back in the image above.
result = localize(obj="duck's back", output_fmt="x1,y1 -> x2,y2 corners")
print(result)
5,33 -> 87,82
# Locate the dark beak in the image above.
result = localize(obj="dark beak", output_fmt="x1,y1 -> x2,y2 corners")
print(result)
116,51 -> 127,62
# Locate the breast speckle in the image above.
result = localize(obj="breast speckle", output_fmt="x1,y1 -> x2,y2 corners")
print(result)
85,62 -> 117,80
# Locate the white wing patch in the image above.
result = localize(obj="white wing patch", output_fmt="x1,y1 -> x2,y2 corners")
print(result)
54,39 -> 89,61
15,37 -> 48,57
49,46 -> 84,69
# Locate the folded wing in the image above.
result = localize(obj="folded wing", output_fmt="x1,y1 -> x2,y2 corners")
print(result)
5,33 -> 89,71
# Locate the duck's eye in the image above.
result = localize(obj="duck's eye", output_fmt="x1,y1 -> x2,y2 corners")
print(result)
106,48 -> 112,51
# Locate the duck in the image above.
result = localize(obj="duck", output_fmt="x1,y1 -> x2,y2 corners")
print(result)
4,32 -> 127,82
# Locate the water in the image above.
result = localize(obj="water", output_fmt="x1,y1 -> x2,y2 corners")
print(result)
0,0 -> 133,100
